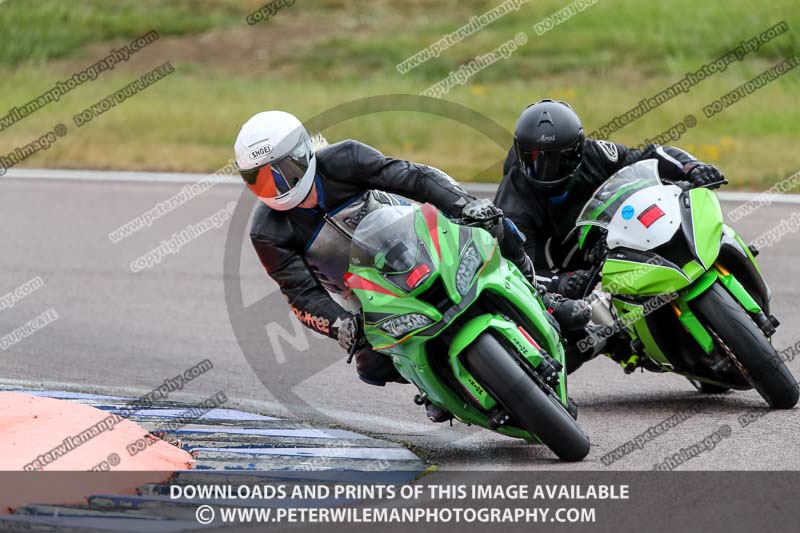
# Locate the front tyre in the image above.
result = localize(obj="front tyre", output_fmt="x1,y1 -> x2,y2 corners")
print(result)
692,283 -> 799,409
464,333 -> 590,461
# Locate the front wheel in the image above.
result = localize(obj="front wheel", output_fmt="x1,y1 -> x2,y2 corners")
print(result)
692,283 -> 799,409
463,333 -> 590,461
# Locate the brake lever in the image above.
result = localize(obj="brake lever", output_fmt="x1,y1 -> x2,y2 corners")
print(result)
346,341 -> 359,364
346,335 -> 368,364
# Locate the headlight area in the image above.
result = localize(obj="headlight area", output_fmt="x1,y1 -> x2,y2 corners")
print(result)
378,313 -> 433,338
456,244 -> 483,295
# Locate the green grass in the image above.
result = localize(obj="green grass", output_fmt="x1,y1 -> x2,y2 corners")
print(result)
0,0 -> 250,66
0,0 -> 798,188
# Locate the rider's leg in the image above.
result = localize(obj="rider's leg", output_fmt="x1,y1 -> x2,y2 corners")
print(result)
354,347 -> 447,421
563,326 -> 634,374
354,347 -> 406,386
497,225 -> 591,331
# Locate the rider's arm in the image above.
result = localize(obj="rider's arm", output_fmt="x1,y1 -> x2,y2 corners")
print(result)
495,147 -> 546,264
251,217 -> 350,340
337,140 -> 476,217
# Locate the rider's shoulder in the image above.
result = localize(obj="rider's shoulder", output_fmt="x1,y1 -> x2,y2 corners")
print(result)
319,139 -> 380,159
249,202 -> 290,245
584,138 -> 622,163
317,139 -> 382,175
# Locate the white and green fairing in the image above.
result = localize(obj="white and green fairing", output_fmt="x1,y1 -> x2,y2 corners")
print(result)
575,160 -> 765,361
576,160 -> 723,296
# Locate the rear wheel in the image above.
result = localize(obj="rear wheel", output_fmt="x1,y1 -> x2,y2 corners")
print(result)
463,333 -> 590,461
692,283 -> 798,409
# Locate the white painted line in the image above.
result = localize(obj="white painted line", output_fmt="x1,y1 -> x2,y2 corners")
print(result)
6,167 -> 800,204
464,182 -> 500,194
172,427 -> 348,439
466,182 -> 800,204
712,191 -> 800,204
192,446 -> 421,461
0,377 -> 290,419
2,167 -> 236,184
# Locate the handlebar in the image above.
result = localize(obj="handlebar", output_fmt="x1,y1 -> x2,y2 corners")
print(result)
674,179 -> 728,191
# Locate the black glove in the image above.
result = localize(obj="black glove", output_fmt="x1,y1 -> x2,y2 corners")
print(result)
683,162 -> 726,189
461,199 -> 504,240
548,270 -> 595,300
585,237 -> 608,266
336,314 -> 366,355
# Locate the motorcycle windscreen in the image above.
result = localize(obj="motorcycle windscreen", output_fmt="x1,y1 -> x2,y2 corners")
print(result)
350,205 -> 422,274
576,160 -> 663,229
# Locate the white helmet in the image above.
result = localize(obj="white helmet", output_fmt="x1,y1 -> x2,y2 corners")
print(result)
234,111 -> 316,211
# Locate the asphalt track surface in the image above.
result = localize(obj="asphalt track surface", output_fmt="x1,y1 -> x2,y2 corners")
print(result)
2,172 -> 799,471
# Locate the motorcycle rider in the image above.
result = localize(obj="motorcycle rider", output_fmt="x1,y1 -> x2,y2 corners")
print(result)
235,110 -> 591,418
495,99 -> 726,371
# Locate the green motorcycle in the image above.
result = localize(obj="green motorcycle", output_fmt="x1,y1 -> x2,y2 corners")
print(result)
575,160 -> 798,409
345,203 -> 590,461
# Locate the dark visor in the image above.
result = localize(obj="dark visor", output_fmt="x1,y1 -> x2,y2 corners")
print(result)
521,141 -> 582,182
238,134 -> 313,194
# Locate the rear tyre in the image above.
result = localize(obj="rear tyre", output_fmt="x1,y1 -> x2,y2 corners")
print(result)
692,283 -> 799,409
464,333 -> 590,461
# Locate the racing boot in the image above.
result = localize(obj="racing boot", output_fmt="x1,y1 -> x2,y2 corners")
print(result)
414,394 -> 452,423
425,402 -> 452,423
355,348 -> 408,386
563,324 -> 635,374
536,284 -> 592,332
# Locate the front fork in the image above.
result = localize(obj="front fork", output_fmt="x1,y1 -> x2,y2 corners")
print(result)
677,267 -> 779,353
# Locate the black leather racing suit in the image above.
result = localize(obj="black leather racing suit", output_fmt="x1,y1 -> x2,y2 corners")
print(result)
495,140 -> 702,372
250,140 -> 529,384
495,140 -> 701,280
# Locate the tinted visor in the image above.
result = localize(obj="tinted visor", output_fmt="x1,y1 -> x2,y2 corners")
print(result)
239,132 -> 313,199
522,140 -> 582,182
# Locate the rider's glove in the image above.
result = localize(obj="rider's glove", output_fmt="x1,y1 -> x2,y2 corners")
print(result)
683,162 -> 726,189
336,314 -> 367,354
548,270 -> 595,300
461,199 -> 504,240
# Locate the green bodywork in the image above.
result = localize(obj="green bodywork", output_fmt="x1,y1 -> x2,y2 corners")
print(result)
600,188 -> 765,380
347,206 -> 567,441
600,188 -> 724,296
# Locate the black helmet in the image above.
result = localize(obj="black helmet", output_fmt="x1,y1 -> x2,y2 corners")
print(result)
514,99 -> 584,193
